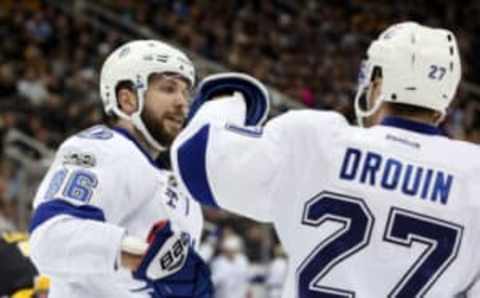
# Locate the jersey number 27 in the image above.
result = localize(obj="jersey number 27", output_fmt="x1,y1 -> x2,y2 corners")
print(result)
298,191 -> 463,298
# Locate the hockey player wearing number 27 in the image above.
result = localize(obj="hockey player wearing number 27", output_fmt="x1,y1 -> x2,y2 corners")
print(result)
28,40 -> 213,298
171,22 -> 480,297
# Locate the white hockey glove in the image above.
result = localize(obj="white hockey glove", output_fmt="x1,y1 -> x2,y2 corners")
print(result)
186,72 -> 271,126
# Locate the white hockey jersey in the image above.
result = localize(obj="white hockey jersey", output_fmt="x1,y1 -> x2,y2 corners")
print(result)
29,125 -> 203,298
171,100 -> 480,298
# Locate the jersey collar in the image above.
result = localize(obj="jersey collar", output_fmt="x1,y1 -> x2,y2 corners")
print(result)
111,127 -> 168,170
379,116 -> 441,136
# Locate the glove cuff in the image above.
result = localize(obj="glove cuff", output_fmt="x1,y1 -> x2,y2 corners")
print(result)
188,72 -> 270,126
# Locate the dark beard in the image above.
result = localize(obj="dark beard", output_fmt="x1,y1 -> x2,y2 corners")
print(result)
141,108 -> 175,148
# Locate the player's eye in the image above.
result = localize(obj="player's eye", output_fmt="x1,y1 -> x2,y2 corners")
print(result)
159,84 -> 176,94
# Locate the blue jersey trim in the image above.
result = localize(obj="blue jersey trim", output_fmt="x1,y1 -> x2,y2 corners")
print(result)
111,127 -> 167,170
29,200 -> 106,233
188,77 -> 268,126
176,125 -> 219,208
380,117 -> 441,136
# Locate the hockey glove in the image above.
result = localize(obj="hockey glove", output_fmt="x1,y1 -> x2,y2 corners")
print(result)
187,72 -> 270,126
133,221 -> 214,298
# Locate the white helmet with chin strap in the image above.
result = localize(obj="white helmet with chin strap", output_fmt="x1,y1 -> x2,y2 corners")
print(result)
354,22 -> 461,126
100,40 -> 195,151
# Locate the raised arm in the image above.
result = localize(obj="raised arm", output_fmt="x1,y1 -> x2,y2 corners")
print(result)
171,73 -> 287,222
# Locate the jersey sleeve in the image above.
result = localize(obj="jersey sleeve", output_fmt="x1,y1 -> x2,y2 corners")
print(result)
29,216 -> 125,276
172,100 -> 290,222
29,131 -> 129,275
171,98 -> 347,223
465,163 -> 480,297
32,132 -> 124,212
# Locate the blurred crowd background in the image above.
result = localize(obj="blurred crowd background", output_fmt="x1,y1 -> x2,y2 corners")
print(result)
1,0 -> 480,296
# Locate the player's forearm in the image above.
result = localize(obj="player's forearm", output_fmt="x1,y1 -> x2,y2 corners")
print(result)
119,235 -> 148,271
120,252 -> 143,271
172,121 -> 276,222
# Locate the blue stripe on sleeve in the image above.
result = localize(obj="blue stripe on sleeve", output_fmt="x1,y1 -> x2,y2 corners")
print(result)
29,199 -> 106,233
177,125 -> 219,208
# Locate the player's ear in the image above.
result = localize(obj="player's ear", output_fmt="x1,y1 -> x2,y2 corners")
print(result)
117,88 -> 138,115
368,72 -> 383,110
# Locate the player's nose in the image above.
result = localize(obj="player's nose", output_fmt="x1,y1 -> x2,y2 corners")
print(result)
177,92 -> 189,108
173,92 -> 189,115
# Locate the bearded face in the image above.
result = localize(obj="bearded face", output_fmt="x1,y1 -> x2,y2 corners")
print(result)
141,74 -> 190,148
141,102 -> 185,147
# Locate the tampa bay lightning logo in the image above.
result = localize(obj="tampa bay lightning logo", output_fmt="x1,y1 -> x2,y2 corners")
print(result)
164,175 -> 191,215
165,185 -> 179,209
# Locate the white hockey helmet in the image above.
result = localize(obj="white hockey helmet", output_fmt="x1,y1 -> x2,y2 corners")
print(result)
100,40 -> 195,151
354,22 -> 461,126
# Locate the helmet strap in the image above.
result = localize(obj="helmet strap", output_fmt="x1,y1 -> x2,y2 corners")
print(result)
354,82 -> 384,128
131,86 -> 167,152
110,82 -> 167,153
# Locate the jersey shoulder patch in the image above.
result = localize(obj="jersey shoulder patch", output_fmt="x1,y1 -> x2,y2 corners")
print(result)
59,126 -> 133,164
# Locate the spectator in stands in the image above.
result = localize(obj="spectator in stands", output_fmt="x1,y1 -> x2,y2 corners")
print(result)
211,233 -> 251,298
0,63 -> 17,97
0,166 -> 16,232
265,245 -> 288,298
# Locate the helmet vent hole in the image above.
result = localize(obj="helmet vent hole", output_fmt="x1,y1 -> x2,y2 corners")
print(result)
156,55 -> 168,62
391,94 -> 397,101
450,62 -> 454,71
449,47 -> 454,55
447,34 -> 453,41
